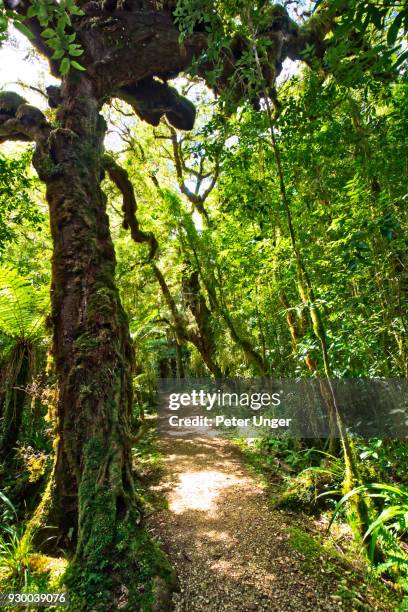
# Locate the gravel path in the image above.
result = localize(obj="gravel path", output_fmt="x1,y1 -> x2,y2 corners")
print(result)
146,437 -> 352,611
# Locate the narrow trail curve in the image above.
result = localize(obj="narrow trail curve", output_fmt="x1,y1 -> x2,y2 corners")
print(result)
146,437 -> 344,612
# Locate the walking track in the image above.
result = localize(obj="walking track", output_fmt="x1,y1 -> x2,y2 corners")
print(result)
146,436 -> 396,611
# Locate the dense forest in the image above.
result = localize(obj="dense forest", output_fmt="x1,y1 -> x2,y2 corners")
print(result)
0,0 -> 407,610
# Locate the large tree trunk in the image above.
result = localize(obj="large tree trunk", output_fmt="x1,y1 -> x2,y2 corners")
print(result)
28,81 -> 174,609
46,85 -> 135,539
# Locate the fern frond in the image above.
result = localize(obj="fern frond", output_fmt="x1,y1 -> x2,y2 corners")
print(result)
0,267 -> 48,341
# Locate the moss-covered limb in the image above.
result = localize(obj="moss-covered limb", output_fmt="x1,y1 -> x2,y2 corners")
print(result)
174,202 -> 269,374
104,154 -> 223,378
152,263 -> 223,376
181,265 -> 222,378
219,303 -> 269,376
148,156 -> 221,375
117,78 -> 196,131
208,271 -> 269,376
0,91 -> 50,145
103,154 -> 158,259
103,156 -> 186,344
175,338 -> 185,379
279,290 -> 319,374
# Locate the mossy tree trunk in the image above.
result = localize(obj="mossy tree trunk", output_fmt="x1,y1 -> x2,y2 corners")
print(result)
26,85 -> 160,607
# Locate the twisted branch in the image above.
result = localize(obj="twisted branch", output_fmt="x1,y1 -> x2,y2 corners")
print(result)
103,155 -> 158,260
103,154 -> 222,376
0,92 -> 50,144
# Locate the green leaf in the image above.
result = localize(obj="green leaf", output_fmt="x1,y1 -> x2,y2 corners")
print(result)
26,6 -> 38,17
13,20 -> 34,39
45,37 -> 59,50
51,49 -> 65,59
60,56 -> 70,75
69,5 -> 84,16
0,490 -> 16,517
70,60 -> 86,71
68,44 -> 83,57
40,27 -> 55,38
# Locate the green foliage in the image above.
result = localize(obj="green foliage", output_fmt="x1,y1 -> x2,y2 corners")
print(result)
0,267 -> 47,341
0,152 -> 43,255
27,0 -> 85,73
329,482 -> 408,591
276,449 -> 344,512
0,0 -> 84,73
288,525 -> 325,559
0,491 -> 66,593
0,489 -> 17,525
316,0 -> 408,71
359,439 -> 408,485
0,524 -> 34,589
0,0 -> 407,606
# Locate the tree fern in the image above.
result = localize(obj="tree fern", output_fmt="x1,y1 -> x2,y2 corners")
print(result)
0,267 -> 48,459
0,267 -> 48,341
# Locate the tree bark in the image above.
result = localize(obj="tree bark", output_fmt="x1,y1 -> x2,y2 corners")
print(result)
23,82 -> 177,609
37,82 -> 132,532
182,267 -> 222,378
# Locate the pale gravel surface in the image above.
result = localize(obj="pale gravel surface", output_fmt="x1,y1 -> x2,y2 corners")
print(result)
146,437 -> 393,611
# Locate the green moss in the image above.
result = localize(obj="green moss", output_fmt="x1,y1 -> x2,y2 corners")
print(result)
65,521 -> 176,611
273,470 -> 336,513
87,286 -> 116,319
63,437 -> 176,611
288,526 -> 401,609
24,464 -> 56,544
288,526 -> 325,560
29,554 -> 68,589
73,333 -> 99,352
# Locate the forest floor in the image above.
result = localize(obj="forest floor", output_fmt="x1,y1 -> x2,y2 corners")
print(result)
143,434 -> 399,611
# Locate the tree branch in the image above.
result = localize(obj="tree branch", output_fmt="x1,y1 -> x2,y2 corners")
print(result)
103,154 -> 221,374
167,127 -> 213,223
0,92 -> 50,144
116,78 -> 196,131
103,154 -> 158,260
